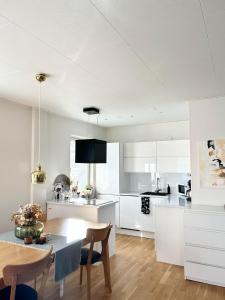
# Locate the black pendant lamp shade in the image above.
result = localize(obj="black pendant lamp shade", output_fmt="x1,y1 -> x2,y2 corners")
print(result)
75,139 -> 107,163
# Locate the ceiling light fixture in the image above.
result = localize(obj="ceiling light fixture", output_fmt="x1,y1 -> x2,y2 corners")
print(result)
31,73 -> 47,184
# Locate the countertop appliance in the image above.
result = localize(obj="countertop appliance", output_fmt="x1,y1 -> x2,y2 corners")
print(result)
178,180 -> 191,201
178,184 -> 187,195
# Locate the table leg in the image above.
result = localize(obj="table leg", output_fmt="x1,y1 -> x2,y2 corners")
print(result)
60,279 -> 64,298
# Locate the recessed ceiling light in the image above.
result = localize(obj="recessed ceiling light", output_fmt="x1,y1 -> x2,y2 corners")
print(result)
130,115 -> 134,118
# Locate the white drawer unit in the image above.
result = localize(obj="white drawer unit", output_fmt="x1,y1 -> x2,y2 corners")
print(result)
184,211 -> 225,231
185,245 -> 225,268
184,227 -> 225,250
184,208 -> 225,287
185,262 -> 225,288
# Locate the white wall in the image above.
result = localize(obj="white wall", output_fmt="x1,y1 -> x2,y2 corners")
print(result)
0,99 -> 31,232
0,98 -> 106,230
190,97 -> 225,205
106,120 -> 189,142
31,111 -> 106,206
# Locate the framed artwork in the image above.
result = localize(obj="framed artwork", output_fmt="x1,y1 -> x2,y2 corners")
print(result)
199,139 -> 225,188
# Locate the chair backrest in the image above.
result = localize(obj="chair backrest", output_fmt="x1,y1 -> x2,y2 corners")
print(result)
3,246 -> 53,300
86,224 -> 112,243
85,224 -> 112,265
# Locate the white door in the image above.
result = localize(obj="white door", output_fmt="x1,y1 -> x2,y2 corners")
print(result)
96,143 -> 120,194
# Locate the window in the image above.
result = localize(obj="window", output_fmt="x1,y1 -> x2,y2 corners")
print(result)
70,139 -> 88,192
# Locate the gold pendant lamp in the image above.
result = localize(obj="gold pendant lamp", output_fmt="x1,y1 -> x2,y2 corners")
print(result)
31,73 -> 47,184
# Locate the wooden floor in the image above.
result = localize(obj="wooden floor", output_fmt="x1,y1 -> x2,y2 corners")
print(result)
44,234 -> 225,300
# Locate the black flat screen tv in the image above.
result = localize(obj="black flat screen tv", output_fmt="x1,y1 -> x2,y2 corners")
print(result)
75,139 -> 107,163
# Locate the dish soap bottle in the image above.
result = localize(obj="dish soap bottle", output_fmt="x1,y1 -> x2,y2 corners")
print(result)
167,184 -> 171,194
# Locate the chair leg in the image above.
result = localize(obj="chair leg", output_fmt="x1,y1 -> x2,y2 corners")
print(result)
80,265 -> 83,285
86,266 -> 91,300
103,257 -> 112,293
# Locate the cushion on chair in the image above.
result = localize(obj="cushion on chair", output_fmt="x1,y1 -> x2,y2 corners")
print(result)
80,248 -> 102,265
0,284 -> 38,300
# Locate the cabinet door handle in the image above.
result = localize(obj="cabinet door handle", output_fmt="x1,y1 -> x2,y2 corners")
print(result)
48,207 -> 52,210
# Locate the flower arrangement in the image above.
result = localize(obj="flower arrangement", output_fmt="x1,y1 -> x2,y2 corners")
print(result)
11,203 -> 44,226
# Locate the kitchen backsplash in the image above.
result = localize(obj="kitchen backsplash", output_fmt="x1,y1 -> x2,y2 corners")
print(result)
123,172 -> 190,194
124,173 -> 152,193
158,173 -> 190,194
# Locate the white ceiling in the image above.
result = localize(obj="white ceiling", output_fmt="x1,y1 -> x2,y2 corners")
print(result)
0,0 -> 224,127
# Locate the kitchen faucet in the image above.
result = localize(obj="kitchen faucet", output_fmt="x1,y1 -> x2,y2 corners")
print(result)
155,177 -> 161,193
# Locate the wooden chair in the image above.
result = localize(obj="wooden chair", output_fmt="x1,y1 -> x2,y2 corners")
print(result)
0,246 -> 53,300
80,224 -> 112,300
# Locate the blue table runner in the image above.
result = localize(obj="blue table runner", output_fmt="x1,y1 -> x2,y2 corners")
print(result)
0,231 -> 82,282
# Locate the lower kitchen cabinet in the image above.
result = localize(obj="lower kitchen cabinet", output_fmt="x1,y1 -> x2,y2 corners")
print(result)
119,195 -> 155,232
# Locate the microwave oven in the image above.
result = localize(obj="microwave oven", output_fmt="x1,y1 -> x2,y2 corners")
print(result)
178,184 -> 187,195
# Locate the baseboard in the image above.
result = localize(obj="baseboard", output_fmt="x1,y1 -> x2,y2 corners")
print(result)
116,227 -> 155,239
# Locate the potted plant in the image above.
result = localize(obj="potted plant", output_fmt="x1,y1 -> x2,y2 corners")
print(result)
11,204 -> 44,239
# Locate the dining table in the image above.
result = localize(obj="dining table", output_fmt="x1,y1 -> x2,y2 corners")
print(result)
0,217 -> 108,298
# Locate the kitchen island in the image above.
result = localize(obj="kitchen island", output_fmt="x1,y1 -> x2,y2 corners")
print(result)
47,198 -> 117,256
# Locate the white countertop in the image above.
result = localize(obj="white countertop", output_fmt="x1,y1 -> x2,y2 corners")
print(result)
153,195 -> 191,209
47,198 -> 117,208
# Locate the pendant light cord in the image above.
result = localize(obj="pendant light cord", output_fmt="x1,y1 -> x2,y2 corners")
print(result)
38,82 -> 41,165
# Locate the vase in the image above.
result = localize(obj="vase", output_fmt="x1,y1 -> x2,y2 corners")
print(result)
15,221 -> 44,239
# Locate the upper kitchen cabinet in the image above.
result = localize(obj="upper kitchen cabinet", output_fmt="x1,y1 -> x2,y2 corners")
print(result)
157,140 -> 190,173
157,157 -> 190,173
96,142 -> 120,194
123,142 -> 156,173
124,142 -> 156,157
124,157 -> 156,173
157,140 -> 190,157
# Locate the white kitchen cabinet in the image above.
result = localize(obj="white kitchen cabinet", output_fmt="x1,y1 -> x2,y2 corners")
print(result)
120,196 -> 140,230
97,194 -> 120,227
155,205 -> 184,266
124,142 -> 156,157
157,157 -> 190,173
120,196 -> 155,232
184,208 -> 225,287
123,140 -> 190,174
124,157 -> 156,173
156,140 -> 190,173
96,143 -> 120,194
157,140 -> 190,157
